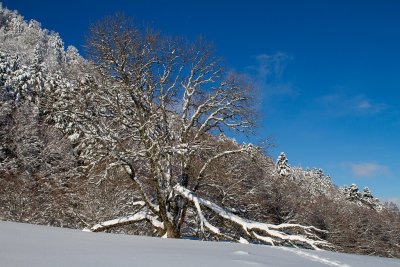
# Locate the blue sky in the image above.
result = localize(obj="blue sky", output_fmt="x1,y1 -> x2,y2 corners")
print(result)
4,0 -> 399,202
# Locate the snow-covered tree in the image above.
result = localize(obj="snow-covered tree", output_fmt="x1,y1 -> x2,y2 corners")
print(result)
275,152 -> 333,196
65,45 -> 82,66
276,152 -> 291,177
340,184 -> 382,210
384,201 -> 399,212
0,5 -> 84,228
42,14 -> 331,249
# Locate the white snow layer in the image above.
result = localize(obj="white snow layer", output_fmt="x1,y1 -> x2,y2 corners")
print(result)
1,221 -> 399,267
88,210 -> 164,232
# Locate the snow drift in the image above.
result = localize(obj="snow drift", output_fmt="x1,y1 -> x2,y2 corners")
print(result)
1,221 -> 399,267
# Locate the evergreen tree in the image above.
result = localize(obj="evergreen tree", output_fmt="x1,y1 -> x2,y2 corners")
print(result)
276,152 -> 291,176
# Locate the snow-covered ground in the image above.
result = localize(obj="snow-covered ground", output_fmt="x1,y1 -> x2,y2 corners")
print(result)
0,221 -> 399,267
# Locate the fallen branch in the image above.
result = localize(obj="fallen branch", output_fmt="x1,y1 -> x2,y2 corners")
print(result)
174,184 -> 331,250
84,210 -> 164,232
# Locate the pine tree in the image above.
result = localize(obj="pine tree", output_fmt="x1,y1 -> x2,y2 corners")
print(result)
276,152 -> 291,176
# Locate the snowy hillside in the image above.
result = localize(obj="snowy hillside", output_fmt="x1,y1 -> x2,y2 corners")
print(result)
1,221 -> 399,267
1,5 -> 400,259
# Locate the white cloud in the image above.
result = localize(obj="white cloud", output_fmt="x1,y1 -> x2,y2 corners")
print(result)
245,52 -> 297,98
356,100 -> 372,110
317,93 -> 388,117
354,98 -> 388,113
253,52 -> 288,79
350,162 -> 389,177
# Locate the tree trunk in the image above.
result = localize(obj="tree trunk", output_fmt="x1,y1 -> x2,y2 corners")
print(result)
165,222 -> 180,238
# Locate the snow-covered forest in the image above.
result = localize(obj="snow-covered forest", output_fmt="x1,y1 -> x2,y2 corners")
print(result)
0,6 -> 399,258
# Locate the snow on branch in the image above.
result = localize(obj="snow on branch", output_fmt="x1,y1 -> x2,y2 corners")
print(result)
190,189 -> 245,243
174,184 -> 331,250
85,210 -> 164,232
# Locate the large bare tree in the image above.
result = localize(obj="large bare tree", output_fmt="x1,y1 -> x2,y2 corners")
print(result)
50,14 -> 329,249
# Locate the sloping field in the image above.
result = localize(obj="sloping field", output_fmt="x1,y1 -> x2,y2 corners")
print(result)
0,221 -> 399,267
